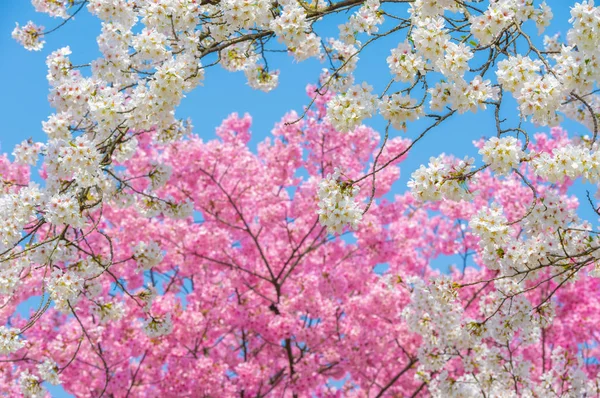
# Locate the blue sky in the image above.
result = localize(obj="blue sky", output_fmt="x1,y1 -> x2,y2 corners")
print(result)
0,1 -> 596,396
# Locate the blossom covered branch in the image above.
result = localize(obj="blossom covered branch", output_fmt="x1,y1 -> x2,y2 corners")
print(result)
3,0 -> 600,396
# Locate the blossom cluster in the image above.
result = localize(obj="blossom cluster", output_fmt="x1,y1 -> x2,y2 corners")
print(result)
270,0 -> 321,61
532,143 -> 600,183
0,326 -> 24,355
13,140 -> 43,166
479,136 -> 524,175
133,240 -> 164,271
326,83 -> 378,132
142,314 -> 173,338
32,0 -> 69,19
339,0 -> 384,45
316,168 -> 362,234
46,268 -> 84,312
468,203 -> 511,268
387,41 -> 426,83
0,183 -> 42,252
12,21 -> 44,51
408,155 -> 475,201
379,93 -> 424,131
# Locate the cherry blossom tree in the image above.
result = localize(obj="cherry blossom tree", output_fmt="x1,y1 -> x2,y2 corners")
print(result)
3,0 -> 600,396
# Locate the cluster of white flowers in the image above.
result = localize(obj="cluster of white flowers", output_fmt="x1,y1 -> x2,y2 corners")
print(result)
524,193 -> 578,236
270,0 -> 321,61
37,359 -> 61,385
148,62 -> 187,108
317,169 -> 362,234
435,42 -> 473,79
92,299 -> 126,324
12,21 -> 45,51
440,343 -> 534,396
220,0 -> 272,32
120,192 -> 185,220
48,76 -> 95,121
411,16 -> 450,62
46,268 -> 84,312
534,347 -> 590,396
19,371 -> 44,398
269,0 -> 310,38
131,28 -> 170,64
498,54 -> 559,123
327,83 -> 378,132
220,42 -> 257,72
87,0 -> 136,30
519,75 -> 563,126
379,93 -> 424,131
83,280 -> 102,299
535,1 -> 554,34
410,0 -> 459,18
154,118 -> 193,145
162,199 -> 194,220
92,25 -> 134,88
471,206 -> 578,280
113,136 -> 138,163
479,136 -> 524,175
544,32 -> 562,54
142,314 -> 173,338
469,204 -> 511,267
0,258 -> 27,296
321,39 -> 360,92
29,240 -> 77,267
244,64 -> 280,93
485,287 -> 541,342
496,21 -> 600,127
32,0 -> 69,19
88,86 -> 126,130
45,136 -> 103,189
338,0 -> 384,45
471,0 -> 551,47
133,240 -> 164,271
532,144 -> 600,183
13,140 -> 44,166
404,271 -> 565,396
408,155 -> 475,201
497,56 -> 543,93
149,163 -> 173,191
429,76 -> 499,114
0,184 -> 43,252
42,111 -> 72,141
219,42 -> 280,90
70,258 -> 105,282
568,1 -> 600,55
137,286 -> 157,312
554,45 -> 598,94
403,277 -> 472,372
0,326 -> 24,355
386,41 -> 426,83
136,197 -> 165,218
44,193 -> 85,228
